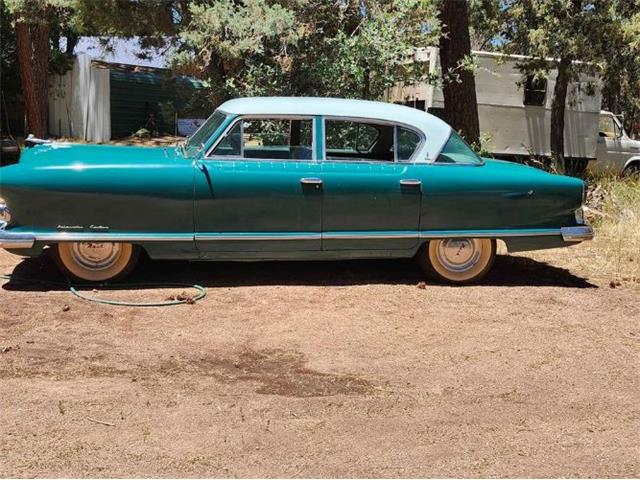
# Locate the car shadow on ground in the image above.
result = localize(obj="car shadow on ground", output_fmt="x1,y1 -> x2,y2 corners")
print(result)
2,250 -> 597,292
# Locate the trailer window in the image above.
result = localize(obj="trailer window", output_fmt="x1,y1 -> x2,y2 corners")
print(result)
523,76 -> 547,106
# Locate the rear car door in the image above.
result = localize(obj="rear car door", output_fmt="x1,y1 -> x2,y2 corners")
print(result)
194,116 -> 322,254
319,118 -> 425,250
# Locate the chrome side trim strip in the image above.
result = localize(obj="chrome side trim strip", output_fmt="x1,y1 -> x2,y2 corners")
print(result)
560,226 -> 594,242
195,233 -> 322,241
323,232 -> 418,240
21,232 -> 194,242
419,229 -> 562,239
43,233 -> 195,242
1,227 -> 592,247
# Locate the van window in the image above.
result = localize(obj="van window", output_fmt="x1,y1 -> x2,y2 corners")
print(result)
599,115 -> 620,138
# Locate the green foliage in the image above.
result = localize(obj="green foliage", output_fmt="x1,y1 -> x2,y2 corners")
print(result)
5,0 -> 83,75
500,0 -> 618,78
170,0 -> 440,107
0,0 -> 20,103
468,0 -> 503,50
600,5 -> 640,136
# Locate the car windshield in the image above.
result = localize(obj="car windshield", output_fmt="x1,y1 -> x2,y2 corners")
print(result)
183,111 -> 227,157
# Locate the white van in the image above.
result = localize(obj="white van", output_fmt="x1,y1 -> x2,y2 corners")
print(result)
589,111 -> 640,176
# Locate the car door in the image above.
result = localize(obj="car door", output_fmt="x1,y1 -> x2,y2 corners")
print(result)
319,118 -> 424,251
194,116 -> 322,254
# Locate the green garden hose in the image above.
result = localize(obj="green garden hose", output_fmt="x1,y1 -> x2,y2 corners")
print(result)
0,274 -> 207,307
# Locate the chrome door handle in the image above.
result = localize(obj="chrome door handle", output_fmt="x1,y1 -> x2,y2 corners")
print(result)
400,179 -> 422,186
300,178 -> 323,185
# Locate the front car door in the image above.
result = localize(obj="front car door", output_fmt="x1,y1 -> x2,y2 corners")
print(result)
594,113 -> 627,173
194,115 -> 322,255
319,118 -> 425,251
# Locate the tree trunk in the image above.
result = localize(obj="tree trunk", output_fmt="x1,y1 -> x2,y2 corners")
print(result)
438,0 -> 480,146
15,20 -> 50,138
550,57 -> 571,174
362,67 -> 371,99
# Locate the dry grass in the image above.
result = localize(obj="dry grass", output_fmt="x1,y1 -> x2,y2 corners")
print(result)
531,174 -> 640,289
586,175 -> 640,286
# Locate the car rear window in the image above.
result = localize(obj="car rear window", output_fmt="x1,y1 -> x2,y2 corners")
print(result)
436,132 -> 483,165
324,120 -> 422,162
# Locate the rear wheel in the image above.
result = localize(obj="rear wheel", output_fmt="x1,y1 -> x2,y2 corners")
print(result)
52,242 -> 140,283
417,238 -> 496,285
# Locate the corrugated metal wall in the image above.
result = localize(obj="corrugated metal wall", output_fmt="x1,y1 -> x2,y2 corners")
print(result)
49,56 -> 203,141
110,70 -> 203,138
49,54 -> 111,142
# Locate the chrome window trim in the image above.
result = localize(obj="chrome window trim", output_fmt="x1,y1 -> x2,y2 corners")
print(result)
321,116 -> 426,164
204,114 -> 317,162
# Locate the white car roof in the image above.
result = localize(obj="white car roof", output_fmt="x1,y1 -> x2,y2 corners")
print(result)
217,97 -> 452,162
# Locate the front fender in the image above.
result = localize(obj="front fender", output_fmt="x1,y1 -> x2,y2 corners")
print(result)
624,156 -> 640,170
0,157 -> 195,234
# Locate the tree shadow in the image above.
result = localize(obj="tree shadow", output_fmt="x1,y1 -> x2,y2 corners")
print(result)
2,250 -> 597,292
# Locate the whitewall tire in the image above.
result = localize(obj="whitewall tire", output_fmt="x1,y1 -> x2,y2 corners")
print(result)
418,238 -> 496,284
52,242 -> 140,283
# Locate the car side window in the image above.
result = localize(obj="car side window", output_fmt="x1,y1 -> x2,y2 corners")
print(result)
436,132 -> 483,165
325,120 -> 393,162
212,118 -> 314,160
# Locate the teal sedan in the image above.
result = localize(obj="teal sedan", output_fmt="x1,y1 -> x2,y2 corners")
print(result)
0,97 -> 592,284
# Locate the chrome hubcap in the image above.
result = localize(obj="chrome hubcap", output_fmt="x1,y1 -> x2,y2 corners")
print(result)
436,238 -> 482,272
70,242 -> 122,270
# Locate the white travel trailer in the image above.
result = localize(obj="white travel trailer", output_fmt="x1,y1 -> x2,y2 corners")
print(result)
387,48 -> 602,170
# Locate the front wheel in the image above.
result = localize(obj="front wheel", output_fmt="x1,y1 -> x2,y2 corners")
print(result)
417,238 -> 496,285
622,162 -> 640,179
52,242 -> 140,283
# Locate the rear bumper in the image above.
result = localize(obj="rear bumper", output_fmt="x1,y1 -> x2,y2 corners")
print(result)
561,225 -> 594,242
0,221 -> 35,249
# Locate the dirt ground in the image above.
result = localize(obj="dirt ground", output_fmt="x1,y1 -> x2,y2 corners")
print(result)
0,246 -> 638,478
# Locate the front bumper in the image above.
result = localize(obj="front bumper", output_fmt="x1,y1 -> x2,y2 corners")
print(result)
0,221 -> 36,249
561,225 -> 594,242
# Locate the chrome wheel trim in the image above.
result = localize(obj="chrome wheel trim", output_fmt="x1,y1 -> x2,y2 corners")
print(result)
69,242 -> 122,271
435,238 -> 482,273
